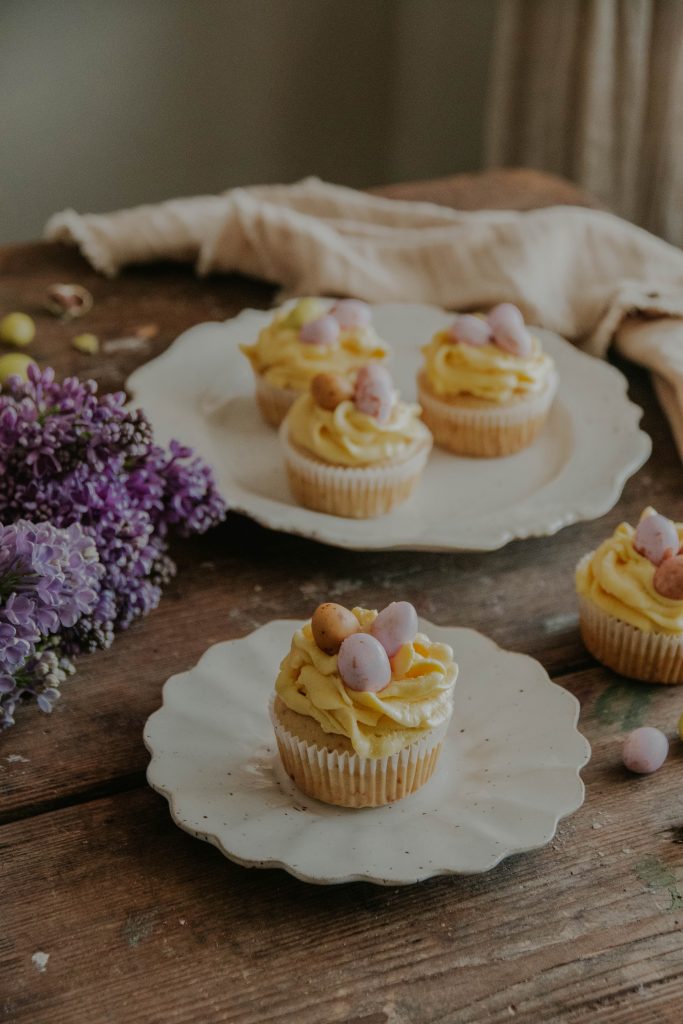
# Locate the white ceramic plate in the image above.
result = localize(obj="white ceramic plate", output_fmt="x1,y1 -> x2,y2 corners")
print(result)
144,619 -> 590,885
127,304 -> 650,551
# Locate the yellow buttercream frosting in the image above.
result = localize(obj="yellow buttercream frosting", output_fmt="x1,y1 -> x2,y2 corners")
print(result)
240,305 -> 389,391
275,608 -> 457,757
576,510 -> 683,634
286,393 -> 431,467
421,329 -> 554,403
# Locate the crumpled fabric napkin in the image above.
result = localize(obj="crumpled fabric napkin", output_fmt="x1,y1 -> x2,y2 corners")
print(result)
45,176 -> 683,457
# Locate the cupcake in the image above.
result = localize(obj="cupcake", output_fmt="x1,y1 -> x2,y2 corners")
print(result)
417,303 -> 557,457
280,363 -> 432,518
240,297 -> 390,427
271,601 -> 458,807
576,508 -> 683,683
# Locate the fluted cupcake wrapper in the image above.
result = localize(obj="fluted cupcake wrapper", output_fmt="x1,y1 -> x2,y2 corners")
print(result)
254,373 -> 301,428
270,700 -> 450,808
280,426 -> 431,518
417,370 -> 558,457
578,591 -> 683,684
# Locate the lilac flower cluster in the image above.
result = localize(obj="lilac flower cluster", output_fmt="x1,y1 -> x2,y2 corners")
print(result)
0,366 -> 226,727
0,519 -> 102,727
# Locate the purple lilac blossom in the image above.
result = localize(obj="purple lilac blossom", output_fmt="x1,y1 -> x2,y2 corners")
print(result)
0,366 -> 225,728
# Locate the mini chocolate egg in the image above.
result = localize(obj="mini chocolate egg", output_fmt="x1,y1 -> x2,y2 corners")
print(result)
299,315 -> 340,346
353,364 -> 394,423
311,602 -> 359,655
371,601 -> 418,657
338,632 -> 392,692
330,299 -> 372,330
488,303 -> 532,358
283,297 -> 327,329
622,726 -> 668,774
311,372 -> 354,411
653,555 -> 683,600
634,512 -> 679,565
447,314 -> 492,347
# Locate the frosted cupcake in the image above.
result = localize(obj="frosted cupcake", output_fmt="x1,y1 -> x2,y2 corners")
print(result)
576,508 -> 683,683
240,298 -> 390,427
271,601 -> 458,807
417,304 -> 557,457
280,364 -> 432,518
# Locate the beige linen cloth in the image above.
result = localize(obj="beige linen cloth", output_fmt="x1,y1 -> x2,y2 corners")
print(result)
45,177 -> 683,456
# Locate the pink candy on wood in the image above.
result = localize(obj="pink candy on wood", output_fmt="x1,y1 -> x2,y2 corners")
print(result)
371,601 -> 418,657
622,727 -> 668,774
299,315 -> 340,346
331,299 -> 372,329
634,513 -> 679,566
653,555 -> 683,600
447,314 -> 492,347
338,632 -> 392,692
488,303 -> 532,358
354,364 -> 394,423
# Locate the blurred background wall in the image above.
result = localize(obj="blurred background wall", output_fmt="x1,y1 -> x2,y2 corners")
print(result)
0,0 -> 496,244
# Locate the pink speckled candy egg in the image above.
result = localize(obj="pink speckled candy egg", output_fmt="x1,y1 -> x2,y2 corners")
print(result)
653,554 -> 683,600
622,726 -> 669,774
338,632 -> 392,692
299,315 -> 340,346
353,364 -> 394,423
371,601 -> 418,657
634,513 -> 679,566
330,299 -> 372,330
488,303 -> 533,358
447,314 -> 492,347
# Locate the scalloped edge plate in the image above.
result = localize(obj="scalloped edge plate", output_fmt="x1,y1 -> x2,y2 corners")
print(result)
127,303 -> 651,551
144,619 -> 591,885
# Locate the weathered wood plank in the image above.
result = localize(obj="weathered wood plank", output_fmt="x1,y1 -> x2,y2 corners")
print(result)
2,665 -> 682,1024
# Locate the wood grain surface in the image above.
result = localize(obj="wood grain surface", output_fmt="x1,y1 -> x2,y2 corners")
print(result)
1,169 -> 681,1024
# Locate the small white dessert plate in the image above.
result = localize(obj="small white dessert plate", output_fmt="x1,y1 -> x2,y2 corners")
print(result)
144,619 -> 590,885
127,303 -> 650,552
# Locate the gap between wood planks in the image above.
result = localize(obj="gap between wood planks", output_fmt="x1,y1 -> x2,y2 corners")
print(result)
0,657 -> 597,829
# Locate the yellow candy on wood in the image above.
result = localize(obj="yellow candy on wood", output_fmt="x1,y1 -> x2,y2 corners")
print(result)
0,353 -> 37,384
0,312 -> 36,347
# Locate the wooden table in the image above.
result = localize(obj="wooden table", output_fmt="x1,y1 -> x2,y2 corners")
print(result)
1,170 -> 681,1024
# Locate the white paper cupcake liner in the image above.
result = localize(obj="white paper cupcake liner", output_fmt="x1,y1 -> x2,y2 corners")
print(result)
578,591 -> 683,684
417,369 -> 558,457
280,426 -> 431,518
270,700 -> 450,807
254,373 -> 301,428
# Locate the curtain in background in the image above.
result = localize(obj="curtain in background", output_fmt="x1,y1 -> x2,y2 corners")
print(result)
485,0 -> 683,246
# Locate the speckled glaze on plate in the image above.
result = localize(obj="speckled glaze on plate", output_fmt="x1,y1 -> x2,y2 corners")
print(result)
126,303 -> 651,552
144,619 -> 590,885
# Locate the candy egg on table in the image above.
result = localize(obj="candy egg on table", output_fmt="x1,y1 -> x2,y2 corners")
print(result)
653,555 -> 683,600
311,602 -> 359,655
299,315 -> 340,346
330,299 -> 372,330
0,353 -> 37,384
311,372 -> 354,411
354,363 -> 394,423
338,632 -> 392,692
622,726 -> 669,774
371,601 -> 419,657
447,314 -> 492,347
634,512 -> 680,565
488,303 -> 532,358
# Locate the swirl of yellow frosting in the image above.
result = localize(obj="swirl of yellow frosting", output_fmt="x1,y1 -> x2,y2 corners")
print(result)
286,393 -> 431,467
275,608 -> 457,757
421,330 -> 554,403
576,510 -> 683,634
240,306 -> 389,392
